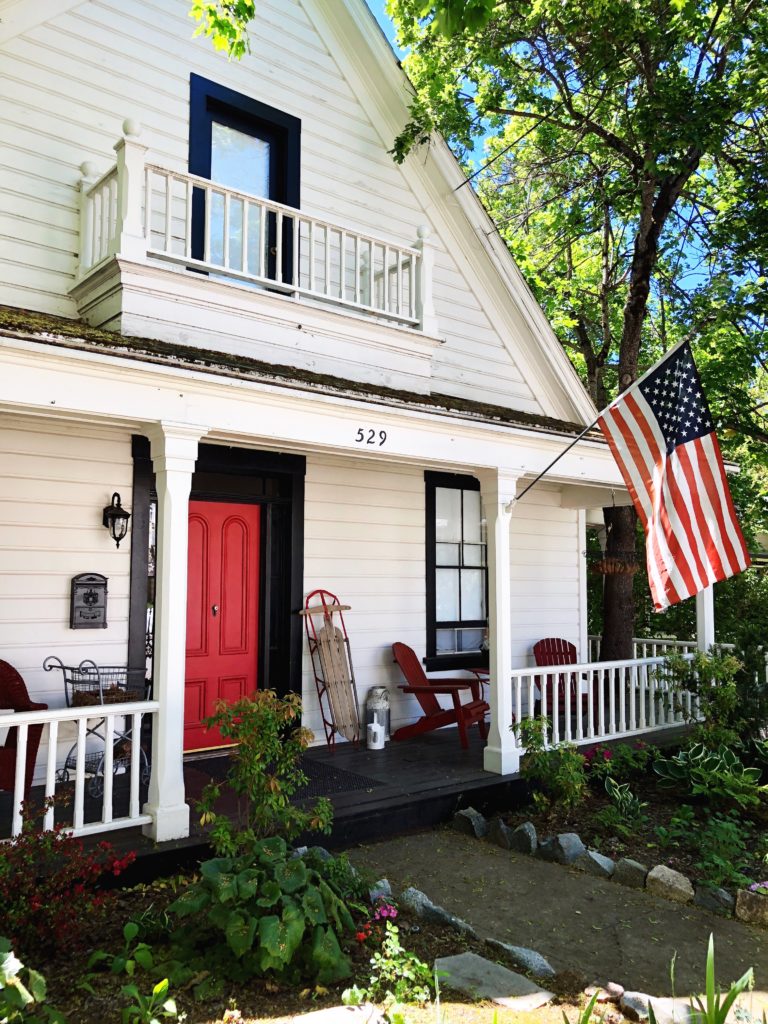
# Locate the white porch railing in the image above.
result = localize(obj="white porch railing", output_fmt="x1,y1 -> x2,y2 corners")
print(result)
587,635 -> 736,662
508,655 -> 694,755
0,700 -> 158,839
76,123 -> 436,332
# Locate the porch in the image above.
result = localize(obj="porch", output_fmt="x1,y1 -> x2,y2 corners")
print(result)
0,650 -> 702,843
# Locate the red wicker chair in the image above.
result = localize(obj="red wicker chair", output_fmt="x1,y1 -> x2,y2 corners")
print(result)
0,661 -> 48,793
391,642 -> 488,749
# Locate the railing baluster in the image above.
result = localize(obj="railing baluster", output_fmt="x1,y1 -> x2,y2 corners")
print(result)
551,672 -> 560,746
527,676 -> 535,726
340,230 -> 346,300
44,720 -> 58,830
309,220 -> 315,291
73,717 -> 87,832
639,663 -> 648,728
259,205 -> 266,279
324,226 -> 331,296
383,245 -> 390,312
609,667 -> 616,734
354,235 -> 361,305
598,668 -> 606,737
629,663 -> 637,731
276,210 -> 283,283
396,250 -> 403,316
130,711 -> 142,820
242,200 -> 250,274
515,676 -> 522,732
144,166 -> 152,245
619,665 -> 627,733
223,192 -> 231,269
103,715 -> 114,824
649,665 -> 657,728
11,725 -> 27,837
204,186 -> 212,264
291,214 -> 299,287
563,669 -> 572,742
164,175 -> 173,254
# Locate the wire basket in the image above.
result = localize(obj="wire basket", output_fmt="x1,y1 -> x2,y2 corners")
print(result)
43,658 -> 147,707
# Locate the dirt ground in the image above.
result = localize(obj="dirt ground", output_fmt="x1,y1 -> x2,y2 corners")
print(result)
349,828 -> 768,1014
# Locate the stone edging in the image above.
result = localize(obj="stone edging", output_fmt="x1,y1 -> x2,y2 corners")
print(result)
450,807 -> 768,928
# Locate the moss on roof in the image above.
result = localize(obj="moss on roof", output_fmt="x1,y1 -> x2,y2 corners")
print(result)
0,304 -> 596,438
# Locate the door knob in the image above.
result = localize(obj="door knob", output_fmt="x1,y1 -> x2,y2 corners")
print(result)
212,604 -> 219,617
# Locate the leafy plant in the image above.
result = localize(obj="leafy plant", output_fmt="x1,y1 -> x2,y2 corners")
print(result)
562,991 -> 600,1024
302,849 -> 370,905
584,741 -> 656,785
595,777 -> 648,838
85,922 -> 156,983
0,938 -> 66,1023
197,690 -> 333,856
654,743 -> 766,812
0,800 -> 135,957
688,934 -> 753,1024
121,978 -> 183,1024
694,814 -> 753,890
516,717 -> 587,811
655,805 -> 697,850
665,652 -> 745,748
168,837 -> 354,985
343,921 -> 434,1008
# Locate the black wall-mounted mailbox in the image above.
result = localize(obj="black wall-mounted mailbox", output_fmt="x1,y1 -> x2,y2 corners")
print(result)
70,573 -> 108,629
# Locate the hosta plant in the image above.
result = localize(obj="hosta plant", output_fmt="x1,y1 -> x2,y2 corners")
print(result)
168,837 -> 354,985
654,743 -> 765,812
0,938 -> 66,1023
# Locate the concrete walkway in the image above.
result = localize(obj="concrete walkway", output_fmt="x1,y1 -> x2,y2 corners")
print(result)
349,830 -> 768,1013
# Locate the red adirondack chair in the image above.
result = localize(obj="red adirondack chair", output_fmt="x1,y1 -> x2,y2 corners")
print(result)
533,637 -> 591,721
0,661 -> 48,793
391,642 -> 489,749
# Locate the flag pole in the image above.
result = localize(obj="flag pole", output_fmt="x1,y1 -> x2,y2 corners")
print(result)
512,339 -> 690,507
512,416 -> 602,506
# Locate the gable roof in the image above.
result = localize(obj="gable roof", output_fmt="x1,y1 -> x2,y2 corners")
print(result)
310,0 -> 599,427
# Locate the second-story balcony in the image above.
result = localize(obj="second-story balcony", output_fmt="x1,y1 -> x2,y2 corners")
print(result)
70,123 -> 440,392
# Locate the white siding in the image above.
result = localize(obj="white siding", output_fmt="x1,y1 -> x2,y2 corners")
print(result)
301,456 -> 582,742
0,413 -> 133,780
0,0 -> 541,414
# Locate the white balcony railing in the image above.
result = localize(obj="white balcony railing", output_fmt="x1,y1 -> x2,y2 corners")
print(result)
587,635 -> 736,662
76,123 -> 437,333
1,700 -> 158,839
508,654 -> 694,753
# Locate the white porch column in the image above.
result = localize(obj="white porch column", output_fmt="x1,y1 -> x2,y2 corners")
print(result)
478,469 -> 519,775
696,585 -> 715,652
143,422 -> 206,841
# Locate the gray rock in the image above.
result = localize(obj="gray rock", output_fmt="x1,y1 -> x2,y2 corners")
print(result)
648,998 -> 694,1024
306,845 -> 333,863
434,952 -> 554,1010
694,884 -> 735,918
606,982 -> 625,1002
614,858 -> 648,889
452,806 -> 488,839
291,845 -> 308,859
487,817 -> 514,850
399,887 -> 477,937
646,865 -> 694,904
735,889 -> 768,927
585,982 -> 624,1004
369,878 -> 392,903
486,938 -> 556,979
574,850 -> 616,878
509,821 -> 538,855
537,832 -> 586,865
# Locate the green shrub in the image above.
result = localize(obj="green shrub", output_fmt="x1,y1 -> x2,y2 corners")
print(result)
665,651 -> 752,748
584,741 -> 656,784
197,690 -> 333,855
595,777 -> 648,838
343,921 -> 434,1009
516,718 -> 587,811
694,813 -> 753,890
654,743 -> 766,812
167,837 -> 354,986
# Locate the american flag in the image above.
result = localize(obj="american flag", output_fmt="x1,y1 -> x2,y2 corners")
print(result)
598,341 -> 751,610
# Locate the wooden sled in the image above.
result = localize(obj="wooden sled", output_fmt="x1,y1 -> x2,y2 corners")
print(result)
300,589 -> 361,749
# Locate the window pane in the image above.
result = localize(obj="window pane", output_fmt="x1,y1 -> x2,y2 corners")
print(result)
463,490 -> 482,543
211,122 -> 270,197
436,629 -> 456,653
436,568 -> 459,620
435,487 -> 461,543
462,543 -> 484,567
458,628 -> 484,652
460,569 -> 485,620
436,543 -> 460,566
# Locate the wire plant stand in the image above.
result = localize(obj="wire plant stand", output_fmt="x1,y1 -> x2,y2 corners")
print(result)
43,657 -> 151,797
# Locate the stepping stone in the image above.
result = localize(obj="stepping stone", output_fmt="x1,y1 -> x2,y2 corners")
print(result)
614,857 -> 648,889
574,850 -> 615,878
694,884 -> 735,918
452,806 -> 488,838
435,951 -> 554,1010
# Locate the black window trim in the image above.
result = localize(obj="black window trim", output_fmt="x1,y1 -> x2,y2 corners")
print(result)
188,73 -> 301,281
424,470 -> 489,672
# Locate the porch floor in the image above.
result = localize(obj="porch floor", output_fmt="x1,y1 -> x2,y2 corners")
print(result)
2,723 -> 689,884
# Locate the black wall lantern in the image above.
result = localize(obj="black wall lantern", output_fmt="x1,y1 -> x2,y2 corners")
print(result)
103,492 -> 131,548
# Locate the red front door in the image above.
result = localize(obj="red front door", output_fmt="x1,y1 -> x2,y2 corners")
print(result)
184,500 -> 261,751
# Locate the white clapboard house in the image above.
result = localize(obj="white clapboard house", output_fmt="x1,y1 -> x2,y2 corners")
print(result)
0,0 -> 717,843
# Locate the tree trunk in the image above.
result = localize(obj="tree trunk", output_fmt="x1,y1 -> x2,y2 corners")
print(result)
600,505 -> 638,661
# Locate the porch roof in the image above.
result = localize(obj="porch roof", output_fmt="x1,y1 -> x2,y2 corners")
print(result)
0,304 -> 602,442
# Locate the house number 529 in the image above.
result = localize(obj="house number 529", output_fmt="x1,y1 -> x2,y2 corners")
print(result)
355,427 -> 387,447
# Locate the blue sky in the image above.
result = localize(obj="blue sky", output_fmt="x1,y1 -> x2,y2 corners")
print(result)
366,1 -> 404,56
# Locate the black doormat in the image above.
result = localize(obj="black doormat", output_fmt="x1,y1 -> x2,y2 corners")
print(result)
187,754 -> 382,800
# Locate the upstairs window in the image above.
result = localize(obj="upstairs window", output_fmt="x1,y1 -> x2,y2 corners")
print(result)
425,472 -> 488,671
188,74 -> 300,282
